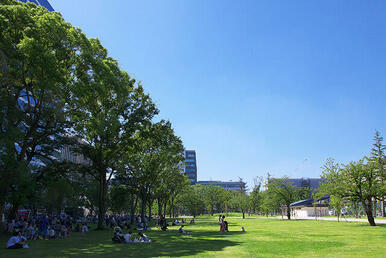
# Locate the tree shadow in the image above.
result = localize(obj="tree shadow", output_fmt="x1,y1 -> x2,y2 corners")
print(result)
58,235 -> 241,257
349,223 -> 386,228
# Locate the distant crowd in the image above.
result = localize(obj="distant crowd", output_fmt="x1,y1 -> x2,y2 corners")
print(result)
5,214 -> 91,249
4,213 -> 200,249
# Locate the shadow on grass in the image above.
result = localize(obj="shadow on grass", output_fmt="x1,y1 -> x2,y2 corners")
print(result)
349,223 -> 386,228
59,236 -> 241,257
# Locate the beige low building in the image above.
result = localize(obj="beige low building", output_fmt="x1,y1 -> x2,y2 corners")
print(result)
290,196 -> 330,219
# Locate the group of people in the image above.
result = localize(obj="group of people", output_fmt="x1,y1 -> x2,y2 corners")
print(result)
5,214 -> 90,249
219,215 -> 229,232
106,214 -> 150,231
112,227 -> 153,243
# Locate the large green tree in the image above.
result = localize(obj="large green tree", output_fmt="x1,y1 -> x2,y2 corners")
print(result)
68,38 -> 157,228
320,158 -> 383,226
0,0 -> 82,220
319,131 -> 386,226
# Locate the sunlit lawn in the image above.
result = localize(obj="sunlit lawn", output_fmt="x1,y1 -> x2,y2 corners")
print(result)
1,216 -> 385,257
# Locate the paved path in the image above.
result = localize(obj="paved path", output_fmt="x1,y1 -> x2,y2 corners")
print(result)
230,216 -> 386,224
293,216 -> 386,224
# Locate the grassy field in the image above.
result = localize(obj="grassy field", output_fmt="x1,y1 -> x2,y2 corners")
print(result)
0,217 -> 385,257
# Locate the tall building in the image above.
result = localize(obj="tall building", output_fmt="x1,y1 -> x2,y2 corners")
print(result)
18,0 -> 54,11
184,150 -> 197,184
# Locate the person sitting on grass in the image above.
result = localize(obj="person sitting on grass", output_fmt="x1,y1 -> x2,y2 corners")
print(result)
190,218 -> 195,224
7,231 -> 28,249
113,225 -> 122,233
26,223 -> 35,240
124,230 -> 132,243
81,223 -> 89,233
178,225 -> 189,234
161,223 -> 168,231
112,228 -> 125,243
138,231 -> 154,242
48,226 -> 56,239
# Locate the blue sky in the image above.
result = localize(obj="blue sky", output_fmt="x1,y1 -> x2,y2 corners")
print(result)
51,0 -> 386,189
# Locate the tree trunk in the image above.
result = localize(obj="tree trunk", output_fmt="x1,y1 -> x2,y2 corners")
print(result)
286,204 -> 291,220
140,197 -> 146,224
362,199 -> 376,226
163,202 -> 167,218
169,200 -> 172,218
157,198 -> 162,217
97,171 -> 106,229
353,202 -> 358,218
130,196 -> 137,225
171,197 -> 175,218
148,200 -> 152,220
242,211 -> 245,219
0,198 -> 6,232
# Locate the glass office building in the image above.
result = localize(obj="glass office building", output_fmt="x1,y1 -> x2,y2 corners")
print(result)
18,0 -> 54,11
184,150 -> 197,184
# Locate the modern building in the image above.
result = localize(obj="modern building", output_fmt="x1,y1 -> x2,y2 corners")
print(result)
196,180 -> 246,192
285,178 -> 325,193
267,177 -> 324,193
18,0 -> 54,11
54,145 -> 90,166
184,150 -> 197,184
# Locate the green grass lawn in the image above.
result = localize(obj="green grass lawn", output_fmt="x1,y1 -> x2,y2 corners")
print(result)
1,217 -> 385,257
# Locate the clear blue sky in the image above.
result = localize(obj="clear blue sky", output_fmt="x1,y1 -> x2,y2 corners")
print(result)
51,0 -> 386,189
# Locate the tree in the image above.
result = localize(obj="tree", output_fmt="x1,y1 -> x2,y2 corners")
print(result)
68,36 -> 157,229
250,177 -> 264,214
320,156 -> 385,226
266,177 -> 310,220
0,0 -> 82,220
117,120 -> 184,222
109,185 -> 130,215
316,158 -> 346,221
370,130 -> 385,217
176,185 -> 206,218
260,190 -> 280,217
203,185 -> 227,215
155,169 -> 189,218
231,191 -> 250,219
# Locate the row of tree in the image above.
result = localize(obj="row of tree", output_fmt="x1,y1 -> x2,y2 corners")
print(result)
0,0 -> 187,229
174,131 -> 385,227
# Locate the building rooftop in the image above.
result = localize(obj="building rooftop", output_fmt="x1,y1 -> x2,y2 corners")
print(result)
18,0 -> 54,12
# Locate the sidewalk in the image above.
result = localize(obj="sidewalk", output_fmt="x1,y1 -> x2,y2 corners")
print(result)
293,216 -> 386,224
232,216 -> 386,224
